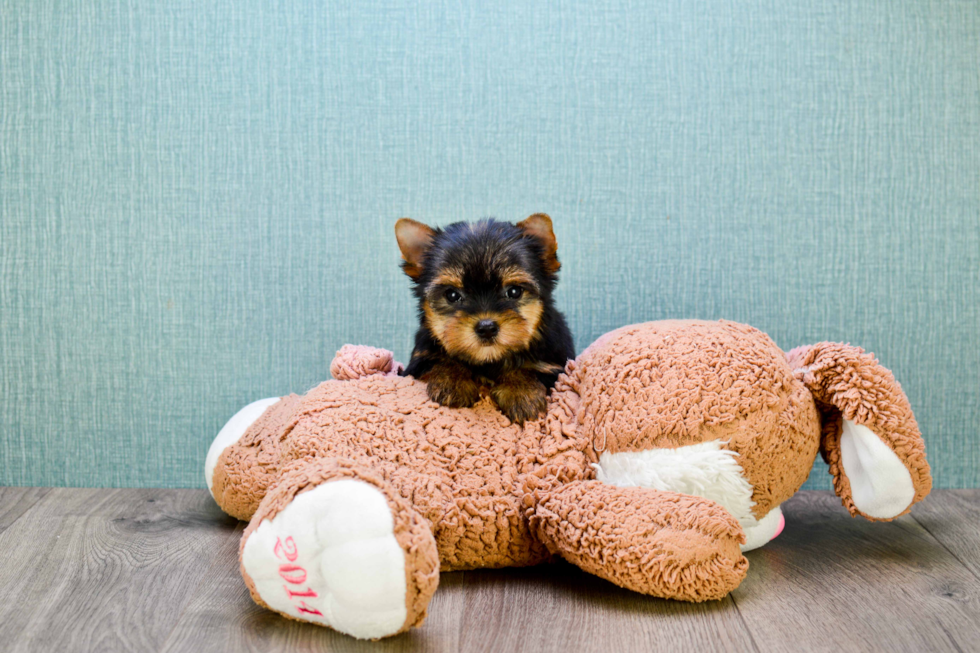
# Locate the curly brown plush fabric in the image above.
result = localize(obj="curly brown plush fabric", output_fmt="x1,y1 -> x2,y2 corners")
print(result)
787,342 -> 932,519
212,393 -> 302,520
210,319 -> 931,638
241,374 -> 584,570
530,481 -> 748,601
568,320 -> 823,519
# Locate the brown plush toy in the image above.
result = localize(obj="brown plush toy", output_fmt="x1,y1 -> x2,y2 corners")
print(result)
205,319 -> 931,640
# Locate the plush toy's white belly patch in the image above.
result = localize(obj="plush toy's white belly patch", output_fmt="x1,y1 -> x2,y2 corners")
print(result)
593,440 -> 782,551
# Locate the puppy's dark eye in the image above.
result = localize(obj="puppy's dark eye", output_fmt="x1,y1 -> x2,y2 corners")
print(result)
445,289 -> 463,303
506,286 -> 524,299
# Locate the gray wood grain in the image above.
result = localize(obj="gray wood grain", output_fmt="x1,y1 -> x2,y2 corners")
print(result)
161,554 -> 754,653
0,486 -> 50,534
731,491 -> 980,653
161,527 -> 469,653
0,488 -> 238,653
911,489 -> 980,582
454,565 -> 755,653
2,488 -> 979,653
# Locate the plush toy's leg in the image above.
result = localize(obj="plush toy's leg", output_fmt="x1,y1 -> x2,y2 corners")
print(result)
529,480 -> 749,601
207,395 -> 306,521
239,458 -> 440,640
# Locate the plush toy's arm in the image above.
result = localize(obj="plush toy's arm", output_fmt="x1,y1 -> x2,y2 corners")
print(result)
787,343 -> 931,521
330,345 -> 404,380
527,480 -> 748,601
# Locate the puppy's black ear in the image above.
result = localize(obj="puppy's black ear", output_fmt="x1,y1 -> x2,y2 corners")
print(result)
517,213 -> 560,274
395,218 -> 436,280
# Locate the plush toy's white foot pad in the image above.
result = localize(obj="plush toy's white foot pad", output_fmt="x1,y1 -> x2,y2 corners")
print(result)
241,480 -> 408,640
205,397 -> 280,496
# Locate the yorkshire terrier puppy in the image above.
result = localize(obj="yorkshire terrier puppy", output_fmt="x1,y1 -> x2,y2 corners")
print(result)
395,214 -> 575,423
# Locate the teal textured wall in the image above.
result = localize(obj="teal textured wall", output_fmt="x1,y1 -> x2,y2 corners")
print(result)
1,0 -> 978,489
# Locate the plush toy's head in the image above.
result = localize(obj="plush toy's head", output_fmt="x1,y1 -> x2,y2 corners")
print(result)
566,320 -> 930,547
558,320 -> 821,549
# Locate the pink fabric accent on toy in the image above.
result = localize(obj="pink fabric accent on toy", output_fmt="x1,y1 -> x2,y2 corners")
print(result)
330,345 -> 404,380
773,512 -> 786,540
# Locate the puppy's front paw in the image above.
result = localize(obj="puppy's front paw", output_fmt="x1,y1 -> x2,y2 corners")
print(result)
424,362 -> 482,408
491,370 -> 548,424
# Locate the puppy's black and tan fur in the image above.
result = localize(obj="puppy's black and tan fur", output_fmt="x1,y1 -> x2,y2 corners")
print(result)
396,215 -> 575,423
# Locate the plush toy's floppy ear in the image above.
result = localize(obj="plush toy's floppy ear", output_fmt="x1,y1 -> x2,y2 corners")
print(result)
787,343 -> 931,521
517,213 -> 560,274
395,218 -> 436,280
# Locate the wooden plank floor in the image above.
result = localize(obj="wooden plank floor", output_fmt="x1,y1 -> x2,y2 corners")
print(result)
0,489 -> 976,653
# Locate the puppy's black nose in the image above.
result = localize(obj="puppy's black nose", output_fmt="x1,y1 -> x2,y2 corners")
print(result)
475,319 -> 500,341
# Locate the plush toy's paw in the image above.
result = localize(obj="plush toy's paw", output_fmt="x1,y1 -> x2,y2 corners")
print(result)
205,397 -> 281,498
530,481 -> 749,601
423,362 -> 482,408
490,369 -> 548,424
241,477 -> 439,640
